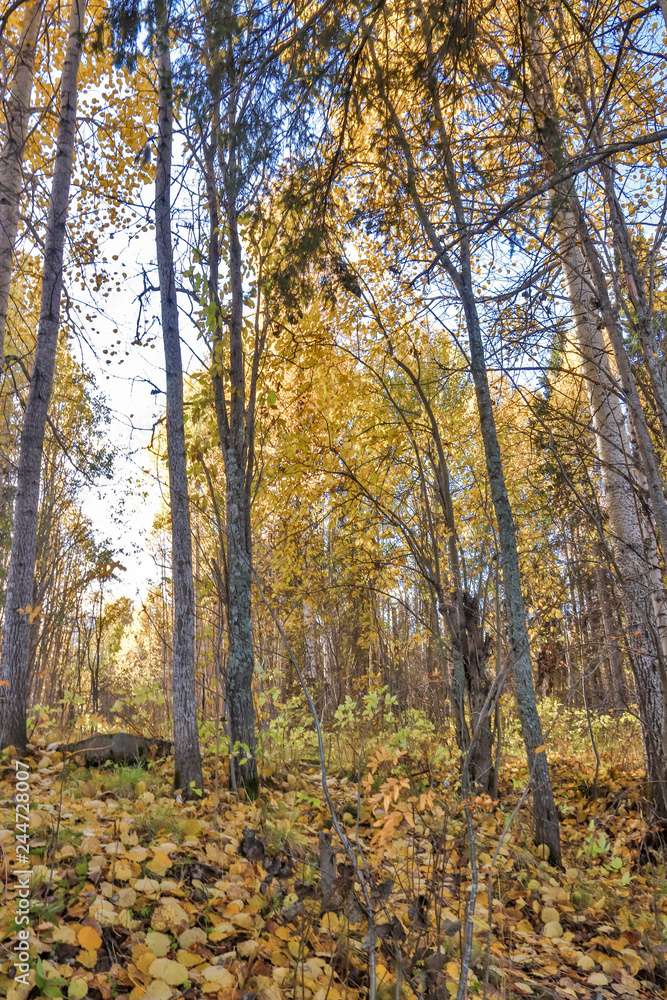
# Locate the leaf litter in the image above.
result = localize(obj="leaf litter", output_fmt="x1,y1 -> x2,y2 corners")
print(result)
0,737 -> 666,1000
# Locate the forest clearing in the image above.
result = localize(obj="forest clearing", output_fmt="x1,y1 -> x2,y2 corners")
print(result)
1,1 -> 667,998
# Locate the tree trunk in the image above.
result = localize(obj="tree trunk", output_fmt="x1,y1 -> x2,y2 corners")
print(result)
223,451 -> 257,794
522,7 -> 667,820
594,561 -> 625,712
459,279 -> 561,861
203,34 -> 259,796
155,0 -> 203,797
304,599 -> 317,683
208,168 -> 258,795
0,0 -> 43,362
0,0 -> 87,753
460,590 -> 494,793
371,8 -> 562,861
557,217 -> 667,817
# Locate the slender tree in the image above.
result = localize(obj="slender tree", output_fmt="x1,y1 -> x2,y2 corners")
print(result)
193,0 -> 328,792
0,0 -> 44,364
518,6 -> 667,818
332,5 -> 563,862
0,0 -> 88,752
154,0 -> 204,796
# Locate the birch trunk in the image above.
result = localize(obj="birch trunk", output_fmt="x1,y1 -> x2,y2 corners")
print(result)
594,561 -> 625,711
0,0 -> 86,752
304,599 -> 317,684
557,215 -> 667,818
597,168 -> 667,451
524,7 -> 667,819
155,0 -> 203,796
0,0 -> 43,363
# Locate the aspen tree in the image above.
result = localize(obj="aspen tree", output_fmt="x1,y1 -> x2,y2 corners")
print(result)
0,0 -> 87,752
0,0 -> 43,363
154,0 -> 204,797
350,6 -> 563,863
521,5 -> 667,817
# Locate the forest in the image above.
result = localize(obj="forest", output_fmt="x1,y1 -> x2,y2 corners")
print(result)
1,0 -> 667,998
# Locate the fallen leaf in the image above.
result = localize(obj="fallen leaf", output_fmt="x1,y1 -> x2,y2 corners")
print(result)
148,957 -> 189,985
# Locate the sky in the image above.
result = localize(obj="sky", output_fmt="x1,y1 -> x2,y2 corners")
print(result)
72,203 -> 203,602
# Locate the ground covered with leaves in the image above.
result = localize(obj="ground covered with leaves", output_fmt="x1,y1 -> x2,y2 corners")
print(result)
1,713 -> 666,1000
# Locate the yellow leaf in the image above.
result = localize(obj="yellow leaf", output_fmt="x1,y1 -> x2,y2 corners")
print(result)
142,982 -> 172,1000
136,950 -> 158,974
621,949 -> 643,975
179,928 -> 207,949
180,819 -> 202,836
113,863 -> 134,881
151,852 -> 172,868
202,966 -> 235,988
133,877 -> 161,895
147,858 -> 170,876
237,940 -> 259,958
148,958 -> 188,986
275,926 -> 292,941
208,921 -> 235,942
78,926 -> 102,950
577,954 -> 595,971
534,745 -> 546,754
68,979 -> 88,1000
151,899 -> 189,934
52,925 -> 77,945
586,973 -> 609,986
176,950 -> 203,968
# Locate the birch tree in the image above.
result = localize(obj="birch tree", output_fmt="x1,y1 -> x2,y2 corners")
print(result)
516,4 -> 667,819
0,0 -> 87,752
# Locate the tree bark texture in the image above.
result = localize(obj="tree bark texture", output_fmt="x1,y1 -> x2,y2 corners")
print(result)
0,0 -> 43,363
594,561 -> 626,711
155,0 -> 204,796
0,0 -> 86,752
524,7 -> 667,820
557,217 -> 667,819
459,280 -> 561,862
222,182 -> 257,793
203,30 -> 259,796
555,220 -> 667,822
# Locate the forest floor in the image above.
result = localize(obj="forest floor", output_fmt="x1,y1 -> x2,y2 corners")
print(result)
0,715 -> 666,1000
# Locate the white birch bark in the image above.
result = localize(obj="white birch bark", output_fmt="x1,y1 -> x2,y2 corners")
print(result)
558,217 -> 667,817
